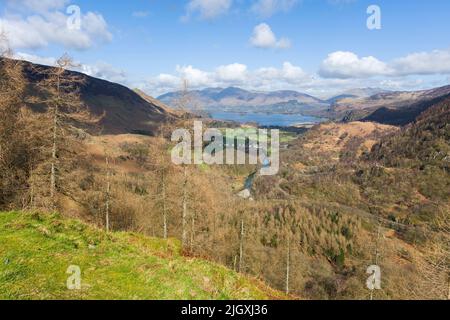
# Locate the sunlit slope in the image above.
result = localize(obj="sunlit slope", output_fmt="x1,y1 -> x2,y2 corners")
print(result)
0,211 -> 284,300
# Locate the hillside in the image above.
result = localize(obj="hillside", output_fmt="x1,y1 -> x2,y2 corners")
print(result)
11,59 -> 178,135
247,101 -> 449,299
331,85 -> 450,125
0,211 -> 284,300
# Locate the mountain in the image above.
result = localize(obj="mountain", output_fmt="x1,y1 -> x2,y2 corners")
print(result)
14,59 -> 178,135
157,87 -> 329,113
331,85 -> 450,125
368,96 -> 450,170
326,88 -> 390,105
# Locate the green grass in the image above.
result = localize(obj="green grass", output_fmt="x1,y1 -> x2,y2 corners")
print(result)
0,211 -> 283,300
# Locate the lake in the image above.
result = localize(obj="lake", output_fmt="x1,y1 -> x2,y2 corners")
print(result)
210,111 -> 324,127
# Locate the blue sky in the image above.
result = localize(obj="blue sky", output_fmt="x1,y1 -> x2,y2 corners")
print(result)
1,0 -> 450,97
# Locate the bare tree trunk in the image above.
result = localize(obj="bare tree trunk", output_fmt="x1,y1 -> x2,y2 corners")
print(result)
190,214 -> 195,251
162,171 -> 168,239
182,165 -> 188,247
286,237 -> 291,295
239,218 -> 244,273
105,156 -> 111,232
50,105 -> 58,202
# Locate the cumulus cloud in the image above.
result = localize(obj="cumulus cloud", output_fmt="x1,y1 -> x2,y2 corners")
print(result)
183,0 -> 232,20
319,51 -> 391,79
0,0 -> 112,50
216,63 -> 248,82
15,52 -> 127,84
249,23 -> 291,49
251,0 -> 299,18
175,65 -> 212,87
320,49 -> 450,79
256,62 -> 309,84
392,49 -> 450,76
139,62 -> 312,96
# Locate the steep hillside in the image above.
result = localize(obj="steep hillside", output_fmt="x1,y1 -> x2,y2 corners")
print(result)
246,103 -> 449,299
13,59 -> 178,135
332,85 -> 450,125
0,211 -> 284,300
368,98 -> 450,167
359,98 -> 450,215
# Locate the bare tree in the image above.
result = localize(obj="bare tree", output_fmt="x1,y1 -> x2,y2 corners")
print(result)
31,53 -> 90,208
105,153 -> 111,232
239,217 -> 245,273
0,32 -> 33,208
285,236 -> 291,295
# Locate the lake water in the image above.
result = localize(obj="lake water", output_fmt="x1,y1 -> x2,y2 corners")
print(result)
210,111 -> 324,127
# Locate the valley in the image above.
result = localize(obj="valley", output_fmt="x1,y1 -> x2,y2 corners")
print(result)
0,57 -> 448,301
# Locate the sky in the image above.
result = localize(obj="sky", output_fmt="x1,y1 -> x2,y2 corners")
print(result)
1,0 -> 450,98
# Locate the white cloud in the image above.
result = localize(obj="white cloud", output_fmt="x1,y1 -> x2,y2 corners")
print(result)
0,1 -> 112,50
15,52 -> 127,84
392,49 -> 450,76
183,0 -> 232,20
80,62 -> 127,84
319,51 -> 392,78
15,52 -> 57,66
216,63 -> 248,82
251,0 -> 299,18
175,65 -> 212,87
256,62 -> 309,84
140,62 -> 312,96
320,49 -> 450,79
249,23 -> 291,49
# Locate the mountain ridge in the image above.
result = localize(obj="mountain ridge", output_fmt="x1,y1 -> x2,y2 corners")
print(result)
157,86 -> 328,112
4,58 -> 178,136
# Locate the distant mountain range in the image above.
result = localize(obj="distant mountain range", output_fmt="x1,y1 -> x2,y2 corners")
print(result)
158,85 -> 450,126
12,58 -> 450,131
157,87 -> 330,114
157,87 -> 396,117
334,85 -> 450,125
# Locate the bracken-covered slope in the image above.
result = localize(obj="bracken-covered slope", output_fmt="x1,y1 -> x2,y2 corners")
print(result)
0,211 -> 285,300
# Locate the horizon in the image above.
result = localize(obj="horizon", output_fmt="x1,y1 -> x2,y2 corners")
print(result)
1,0 -> 450,99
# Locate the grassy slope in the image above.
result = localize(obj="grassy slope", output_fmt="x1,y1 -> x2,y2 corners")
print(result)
0,211 -> 283,300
